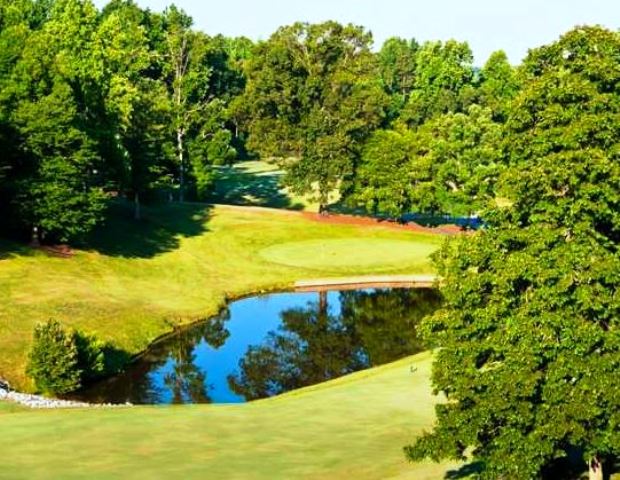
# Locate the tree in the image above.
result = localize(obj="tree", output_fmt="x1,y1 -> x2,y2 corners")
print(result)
478,50 -> 520,122
401,40 -> 475,126
407,26 -> 620,480
2,0 -> 106,242
351,105 -> 502,218
377,37 -> 419,121
97,2 -> 171,219
27,319 -> 81,395
240,22 -> 388,212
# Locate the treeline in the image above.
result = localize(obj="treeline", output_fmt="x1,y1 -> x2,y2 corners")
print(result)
0,0 -> 250,242
0,0 -> 617,243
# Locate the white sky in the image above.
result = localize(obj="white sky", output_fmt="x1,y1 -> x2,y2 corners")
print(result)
93,0 -> 620,65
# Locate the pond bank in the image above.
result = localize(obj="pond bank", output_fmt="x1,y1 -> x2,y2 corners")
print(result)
0,378 -> 130,409
294,274 -> 438,291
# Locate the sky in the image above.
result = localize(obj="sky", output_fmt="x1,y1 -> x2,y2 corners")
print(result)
93,0 -> 619,65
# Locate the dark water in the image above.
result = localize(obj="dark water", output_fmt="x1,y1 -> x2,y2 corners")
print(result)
71,288 -> 442,405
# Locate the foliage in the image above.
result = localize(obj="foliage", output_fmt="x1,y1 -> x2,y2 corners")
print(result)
401,40 -> 475,126
378,37 -> 419,121
407,26 -> 620,479
239,21 -> 388,209
352,105 -> 502,217
75,331 -> 106,382
477,50 -> 520,122
27,319 -> 81,395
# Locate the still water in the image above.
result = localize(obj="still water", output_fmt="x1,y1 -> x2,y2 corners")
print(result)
72,288 -> 441,405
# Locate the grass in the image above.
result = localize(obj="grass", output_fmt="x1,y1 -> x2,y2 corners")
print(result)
207,160 -> 339,212
0,352 -> 463,480
0,202 -> 442,390
260,238 -> 438,271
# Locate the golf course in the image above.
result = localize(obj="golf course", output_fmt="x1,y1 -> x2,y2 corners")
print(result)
3,1 -> 618,476
0,198 -> 460,479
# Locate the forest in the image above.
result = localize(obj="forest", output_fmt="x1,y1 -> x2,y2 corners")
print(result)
0,0 -> 541,242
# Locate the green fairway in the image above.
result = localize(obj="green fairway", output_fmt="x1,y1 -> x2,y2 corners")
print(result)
207,160 -> 340,212
0,202 -> 441,390
0,352 -> 461,480
260,238 -> 437,271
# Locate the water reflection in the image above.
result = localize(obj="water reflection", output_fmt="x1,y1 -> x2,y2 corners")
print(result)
72,289 -> 441,405
228,289 -> 440,400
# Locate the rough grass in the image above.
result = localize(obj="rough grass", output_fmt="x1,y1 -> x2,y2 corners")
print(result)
0,352 -> 462,480
0,202 -> 442,390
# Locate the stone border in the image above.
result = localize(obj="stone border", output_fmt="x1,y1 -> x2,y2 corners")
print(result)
0,382 -> 130,409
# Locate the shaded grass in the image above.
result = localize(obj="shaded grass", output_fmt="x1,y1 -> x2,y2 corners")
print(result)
207,160 -> 338,212
0,352 -> 460,480
0,203 -> 442,390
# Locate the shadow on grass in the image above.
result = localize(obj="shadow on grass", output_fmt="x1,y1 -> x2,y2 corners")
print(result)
445,462 -> 484,479
446,456 -> 619,480
207,163 -> 304,210
80,201 -> 212,259
0,238 -> 34,260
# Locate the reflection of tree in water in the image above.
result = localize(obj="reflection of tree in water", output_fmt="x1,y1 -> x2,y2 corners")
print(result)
75,313 -> 230,404
228,288 -> 442,401
162,311 -> 230,404
340,288 -> 442,365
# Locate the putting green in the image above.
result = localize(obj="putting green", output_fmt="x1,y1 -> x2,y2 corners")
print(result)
259,238 -> 438,271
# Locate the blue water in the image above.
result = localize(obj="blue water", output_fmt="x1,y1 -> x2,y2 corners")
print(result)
73,288 -> 441,405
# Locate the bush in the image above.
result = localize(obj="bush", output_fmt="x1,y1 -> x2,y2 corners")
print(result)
27,320 -> 81,395
75,331 -> 105,382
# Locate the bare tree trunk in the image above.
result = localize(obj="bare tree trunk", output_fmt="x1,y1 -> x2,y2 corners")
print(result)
589,456 -> 603,480
134,192 -> 141,221
177,128 -> 185,202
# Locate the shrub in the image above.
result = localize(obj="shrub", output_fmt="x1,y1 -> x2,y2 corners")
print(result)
75,332 -> 105,382
27,320 -> 81,395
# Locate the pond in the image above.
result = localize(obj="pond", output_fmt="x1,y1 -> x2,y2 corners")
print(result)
71,288 -> 442,405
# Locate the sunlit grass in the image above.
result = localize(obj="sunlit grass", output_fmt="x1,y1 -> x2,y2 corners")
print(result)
0,202 -> 441,390
0,352 -> 461,480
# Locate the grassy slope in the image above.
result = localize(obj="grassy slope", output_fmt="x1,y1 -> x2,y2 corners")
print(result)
207,160 -> 340,212
0,352 -> 461,480
0,202 -> 442,389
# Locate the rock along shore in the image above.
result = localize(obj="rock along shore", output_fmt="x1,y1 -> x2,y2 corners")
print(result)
0,383 -> 130,409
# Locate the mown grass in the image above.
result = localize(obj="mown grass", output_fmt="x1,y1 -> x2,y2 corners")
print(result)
0,352 -> 463,480
0,202 -> 442,390
207,160 -> 340,212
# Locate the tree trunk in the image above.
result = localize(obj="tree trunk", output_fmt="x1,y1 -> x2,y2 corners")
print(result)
177,128 -> 185,202
589,456 -> 603,480
134,191 -> 141,221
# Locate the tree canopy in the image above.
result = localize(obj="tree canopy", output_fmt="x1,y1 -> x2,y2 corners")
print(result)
239,21 -> 388,210
407,25 -> 620,480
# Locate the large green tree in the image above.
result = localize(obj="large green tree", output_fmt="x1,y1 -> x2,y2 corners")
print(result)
478,50 -> 520,122
2,0 -> 106,242
98,1 -> 171,219
352,105 -> 502,218
240,21 -> 388,211
377,37 -> 419,121
407,26 -> 620,480
401,39 -> 475,126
